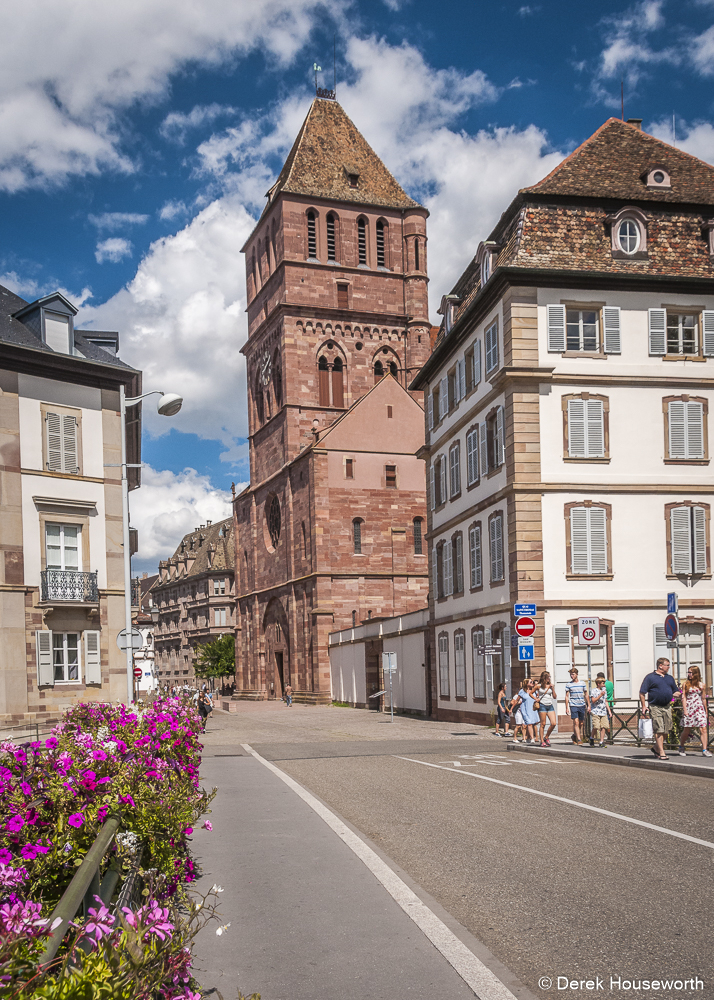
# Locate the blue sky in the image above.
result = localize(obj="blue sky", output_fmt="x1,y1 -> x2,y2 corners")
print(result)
3,0 -> 714,572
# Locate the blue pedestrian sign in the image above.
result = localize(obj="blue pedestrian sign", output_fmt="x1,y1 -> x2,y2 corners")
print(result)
518,643 -> 534,661
667,592 -> 678,616
514,603 -> 537,617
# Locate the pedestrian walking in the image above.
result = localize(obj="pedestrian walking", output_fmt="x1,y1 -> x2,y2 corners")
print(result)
589,677 -> 612,747
565,668 -> 589,745
285,684 -> 293,708
678,667 -> 712,757
495,683 -> 511,737
596,671 -> 614,711
512,678 -> 539,744
535,671 -> 557,746
639,657 -> 681,760
198,687 -> 212,731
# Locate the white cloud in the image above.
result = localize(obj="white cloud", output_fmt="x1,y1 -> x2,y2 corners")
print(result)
160,103 -> 235,143
647,117 -> 714,163
130,465 -> 238,573
89,212 -> 149,230
0,269 -> 92,306
95,238 -> 133,263
591,0 -> 677,104
159,200 -> 189,221
79,195 -> 253,445
0,0 -> 345,191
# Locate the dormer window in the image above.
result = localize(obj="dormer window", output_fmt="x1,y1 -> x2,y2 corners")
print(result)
348,173 -> 359,188
439,294 -> 461,336
475,241 -> 501,289
608,206 -> 648,258
618,220 -> 640,254
644,165 -> 671,189
44,312 -> 71,354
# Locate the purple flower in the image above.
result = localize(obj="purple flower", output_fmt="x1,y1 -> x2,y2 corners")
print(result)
0,864 -> 28,889
5,815 -> 24,833
184,827 -> 193,836
0,848 -> 13,863
68,813 -> 85,829
118,794 -> 135,808
84,897 -> 115,944
44,737 -> 58,749
92,749 -> 107,762
201,821 -> 213,831
19,781 -> 32,796
20,845 -> 38,861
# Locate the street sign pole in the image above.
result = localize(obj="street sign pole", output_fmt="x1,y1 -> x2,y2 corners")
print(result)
389,664 -> 393,723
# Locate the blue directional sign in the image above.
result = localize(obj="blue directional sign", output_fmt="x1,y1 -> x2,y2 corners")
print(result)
518,643 -> 534,661
667,592 -> 678,616
514,603 -> 537,617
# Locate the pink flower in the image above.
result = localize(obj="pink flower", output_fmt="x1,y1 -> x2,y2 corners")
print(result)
68,813 -> 85,829
20,781 -> 32,796
84,898 -> 115,944
20,845 -> 38,860
92,749 -> 107,761
44,737 -> 58,749
5,815 -> 24,833
0,848 -> 13,863
184,827 -> 193,836
119,794 -> 135,808
201,821 -> 213,831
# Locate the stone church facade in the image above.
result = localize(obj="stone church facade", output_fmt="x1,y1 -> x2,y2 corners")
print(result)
232,96 -> 432,703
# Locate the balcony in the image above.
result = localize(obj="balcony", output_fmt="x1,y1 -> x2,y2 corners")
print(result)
41,570 -> 99,604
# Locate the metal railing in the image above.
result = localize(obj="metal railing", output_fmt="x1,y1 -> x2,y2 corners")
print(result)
582,697 -> 714,750
41,570 -> 99,603
0,719 -> 59,745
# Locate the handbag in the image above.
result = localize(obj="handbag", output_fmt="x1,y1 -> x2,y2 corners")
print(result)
532,700 -> 541,711
638,717 -> 653,741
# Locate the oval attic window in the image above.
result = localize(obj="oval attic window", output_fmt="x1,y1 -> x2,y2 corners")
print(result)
618,219 -> 640,254
653,170 -> 665,184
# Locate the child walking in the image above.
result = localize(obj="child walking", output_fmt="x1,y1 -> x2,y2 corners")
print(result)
589,676 -> 612,747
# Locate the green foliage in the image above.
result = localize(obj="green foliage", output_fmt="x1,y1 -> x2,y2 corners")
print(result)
195,634 -> 235,680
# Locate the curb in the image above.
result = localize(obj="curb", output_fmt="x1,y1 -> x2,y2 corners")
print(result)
505,741 -> 714,778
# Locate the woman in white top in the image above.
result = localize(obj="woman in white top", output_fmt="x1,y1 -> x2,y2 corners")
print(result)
535,670 -> 557,747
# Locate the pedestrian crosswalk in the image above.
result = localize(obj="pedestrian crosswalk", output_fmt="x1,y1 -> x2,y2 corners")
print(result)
437,753 -> 574,767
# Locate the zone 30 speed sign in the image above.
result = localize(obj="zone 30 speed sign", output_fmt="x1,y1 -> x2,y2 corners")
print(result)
577,617 -> 600,645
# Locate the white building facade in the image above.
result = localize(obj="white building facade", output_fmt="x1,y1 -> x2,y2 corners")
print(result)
412,119 -> 714,726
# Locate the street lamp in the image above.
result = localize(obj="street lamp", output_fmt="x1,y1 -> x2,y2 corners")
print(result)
120,387 -> 183,705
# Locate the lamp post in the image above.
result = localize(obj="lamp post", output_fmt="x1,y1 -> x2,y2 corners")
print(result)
120,387 -> 183,705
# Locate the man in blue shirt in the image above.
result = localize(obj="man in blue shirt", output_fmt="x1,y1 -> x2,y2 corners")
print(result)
639,658 -> 680,760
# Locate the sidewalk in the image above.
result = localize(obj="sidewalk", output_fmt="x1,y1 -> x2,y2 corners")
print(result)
191,749 -> 502,1000
505,737 -> 714,777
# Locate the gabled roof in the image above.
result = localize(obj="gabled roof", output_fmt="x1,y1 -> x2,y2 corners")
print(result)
522,118 -> 714,204
157,517 -> 235,584
265,98 -> 421,211
317,373 -> 424,454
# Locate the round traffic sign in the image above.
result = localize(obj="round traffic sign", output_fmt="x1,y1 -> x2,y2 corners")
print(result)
581,626 -> 597,643
514,616 -> 536,638
133,666 -> 143,679
664,613 -> 678,641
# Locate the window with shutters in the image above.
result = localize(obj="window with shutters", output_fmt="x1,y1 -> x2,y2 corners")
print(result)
413,517 -> 423,555
563,394 -> 609,461
465,342 -> 481,393
485,320 -> 499,375
485,407 -> 505,471
565,502 -> 612,578
454,533 -> 464,593
353,518 -> 363,555
442,538 -> 454,597
454,631 -> 467,698
433,454 -> 446,507
471,628 -> 486,700
438,633 -> 450,698
53,632 -> 81,683
567,310 -> 599,352
488,512 -> 504,583
357,218 -> 368,266
449,443 -> 461,498
327,213 -> 338,261
667,313 -> 698,355
469,522 -> 483,589
42,404 -> 81,475
307,210 -> 318,259
666,502 -> 710,577
466,426 -> 479,486
664,397 -> 708,462
437,375 -> 448,420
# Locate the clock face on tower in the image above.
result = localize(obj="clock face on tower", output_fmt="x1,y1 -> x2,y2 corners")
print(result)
260,351 -> 272,386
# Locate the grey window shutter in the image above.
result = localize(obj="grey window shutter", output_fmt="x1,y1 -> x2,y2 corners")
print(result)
36,630 -> 54,686
588,507 -> 608,574
496,405 -> 505,466
470,525 -> 482,588
570,507 -> 590,574
670,506 -> 692,574
586,400 -> 605,457
440,455 -> 447,505
686,401 -> 704,459
459,358 -> 466,400
613,624 -> 631,699
480,421 -> 488,475
62,415 -> 79,473
472,631 -> 485,699
484,626 -> 493,694
432,547 -> 438,598
603,306 -> 621,354
455,534 -> 463,592
46,412 -> 63,471
474,340 -> 482,385
439,377 -> 448,419
668,401 -> 686,458
693,506 -> 707,574
430,466 -> 435,510
428,391 -> 433,431
567,399 -> 586,457
553,625 -> 572,698
648,308 -> 666,355
703,311 -> 714,357
547,304 -> 566,353
84,630 -> 102,685
443,540 -> 453,596
466,428 -> 479,485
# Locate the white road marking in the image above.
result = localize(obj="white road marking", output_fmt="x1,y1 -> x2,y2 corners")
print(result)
396,757 -> 714,851
240,743 -> 518,1000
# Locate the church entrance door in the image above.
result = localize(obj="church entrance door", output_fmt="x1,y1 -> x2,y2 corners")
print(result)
275,651 -> 285,697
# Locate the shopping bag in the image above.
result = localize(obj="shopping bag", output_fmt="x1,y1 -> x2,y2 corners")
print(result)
638,717 -> 653,741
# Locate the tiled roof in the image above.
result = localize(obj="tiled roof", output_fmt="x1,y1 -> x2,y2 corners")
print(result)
266,98 -> 420,211
157,518 -> 235,583
522,118 -> 714,205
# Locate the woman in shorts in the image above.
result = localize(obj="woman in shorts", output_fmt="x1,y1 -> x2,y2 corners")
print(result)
535,670 -> 557,747
495,683 -> 512,737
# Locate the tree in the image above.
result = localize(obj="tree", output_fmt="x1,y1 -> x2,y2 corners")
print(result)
195,633 -> 235,688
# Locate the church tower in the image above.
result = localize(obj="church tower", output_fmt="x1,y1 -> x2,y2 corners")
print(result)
233,96 -> 431,703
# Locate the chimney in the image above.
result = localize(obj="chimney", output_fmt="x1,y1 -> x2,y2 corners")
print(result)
626,118 -> 643,130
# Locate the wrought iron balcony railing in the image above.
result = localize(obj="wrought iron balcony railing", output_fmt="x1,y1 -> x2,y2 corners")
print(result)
41,570 -> 99,603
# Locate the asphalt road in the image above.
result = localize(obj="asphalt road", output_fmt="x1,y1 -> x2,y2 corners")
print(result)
195,706 -> 714,1000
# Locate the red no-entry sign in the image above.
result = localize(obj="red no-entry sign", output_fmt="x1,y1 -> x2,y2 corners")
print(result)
133,666 -> 142,679
514,616 -> 536,638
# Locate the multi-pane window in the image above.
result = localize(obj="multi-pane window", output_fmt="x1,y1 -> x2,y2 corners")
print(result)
46,524 -> 80,572
327,214 -> 337,261
358,218 -> 367,265
466,427 -> 479,485
53,632 -> 80,682
485,321 -> 499,374
618,219 -> 639,254
667,314 -> 698,355
215,608 -> 227,627
668,400 -> 705,459
472,629 -> 486,699
454,534 -> 463,593
413,518 -> 423,555
489,514 -> 504,583
307,211 -> 317,259
485,407 -> 505,470
376,221 -> 385,267
449,444 -> 461,498
567,398 -> 605,458
454,633 -> 466,697
566,310 -> 599,352
469,524 -> 482,589
353,518 -> 363,554
442,539 -> 453,597
385,464 -> 397,488
569,506 -> 608,575
670,505 -> 708,575
439,634 -> 450,697
213,579 -> 226,595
